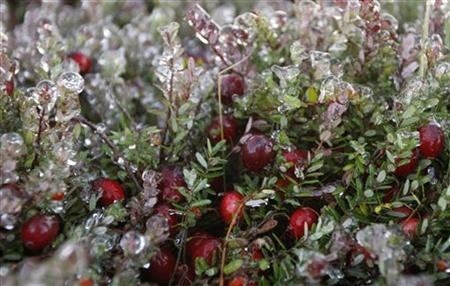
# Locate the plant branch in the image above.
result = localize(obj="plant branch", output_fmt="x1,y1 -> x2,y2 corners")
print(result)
73,115 -> 142,191
31,108 -> 46,169
419,0 -> 432,78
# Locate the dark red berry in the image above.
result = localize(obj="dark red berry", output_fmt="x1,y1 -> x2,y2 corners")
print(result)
207,115 -> 238,143
400,217 -> 419,237
250,244 -> 263,261
282,149 -> 309,177
383,186 -> 399,203
79,278 -> 94,286
6,79 -> 14,96
69,52 -> 93,74
219,74 -> 245,105
143,248 -> 176,285
306,258 -> 328,278
419,123 -> 445,159
21,214 -> 60,251
186,232 -> 221,265
241,134 -> 274,172
51,192 -> 65,201
289,207 -> 318,239
394,148 -> 419,177
209,176 -> 224,193
154,203 -> 178,236
437,260 -> 448,272
159,166 -> 187,203
220,191 -> 244,224
91,178 -> 125,206
227,275 -> 257,286
348,244 -> 375,265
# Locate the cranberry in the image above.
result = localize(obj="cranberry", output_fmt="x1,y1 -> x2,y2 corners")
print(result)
159,166 -> 187,203
437,260 -> 448,272
69,52 -> 93,75
143,248 -> 176,285
220,191 -> 244,224
154,203 -> 178,236
6,79 -> 14,96
289,207 -> 318,239
219,74 -> 245,105
348,244 -> 375,265
91,178 -> 125,206
51,192 -> 65,201
186,232 -> 221,265
21,214 -> 60,251
400,217 -> 419,237
419,123 -> 445,159
250,244 -> 263,261
394,148 -> 419,177
241,134 -> 275,172
227,275 -> 257,286
210,176 -> 224,193
207,115 -> 238,143
79,278 -> 94,286
306,259 -> 328,279
282,149 -> 309,177
383,186 -> 399,203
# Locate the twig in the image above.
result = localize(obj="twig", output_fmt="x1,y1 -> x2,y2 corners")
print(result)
160,60 -> 175,161
73,116 -> 142,191
31,108 -> 46,169
168,214 -> 188,286
419,0 -> 432,78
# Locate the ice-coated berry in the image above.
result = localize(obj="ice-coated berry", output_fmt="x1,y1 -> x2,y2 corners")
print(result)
220,191 -> 244,224
394,148 -> 419,177
207,115 -> 238,143
219,74 -> 245,105
400,217 -> 419,237
143,248 -> 176,285
186,231 -> 221,265
159,166 -> 187,203
22,214 -> 60,251
154,203 -> 178,236
241,134 -> 274,172
419,123 -> 445,159
92,178 -> 125,206
282,149 -> 309,177
289,207 -> 318,239
69,52 -> 92,75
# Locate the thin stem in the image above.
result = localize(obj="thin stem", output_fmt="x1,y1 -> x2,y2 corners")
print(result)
31,108 -> 46,169
419,0 -> 432,78
160,61 -> 175,161
73,116 -> 142,191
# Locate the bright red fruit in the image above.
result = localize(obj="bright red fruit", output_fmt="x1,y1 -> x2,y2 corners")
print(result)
241,134 -> 274,172
283,149 -> 309,177
21,214 -> 60,251
143,248 -> 176,285
186,232 -> 221,265
154,203 -> 178,236
289,207 -> 318,239
227,275 -> 258,286
220,74 -> 245,105
207,115 -> 238,143
220,191 -> 244,224
400,217 -> 419,237
159,166 -> 187,203
6,79 -> 14,96
394,148 -> 419,177
419,123 -> 445,159
92,178 -> 125,206
69,52 -> 93,74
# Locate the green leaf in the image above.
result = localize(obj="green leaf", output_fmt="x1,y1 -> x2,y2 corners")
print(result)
224,259 -> 243,275
376,170 -> 386,183
191,199 -> 211,207
195,152 -> 208,169
259,259 -> 270,271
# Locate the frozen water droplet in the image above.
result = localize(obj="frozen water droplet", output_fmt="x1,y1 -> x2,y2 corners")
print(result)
120,231 -> 147,256
0,133 -> 25,157
57,72 -> 84,94
34,80 -> 60,111
271,65 -> 300,88
145,214 -> 169,244
0,214 -> 17,230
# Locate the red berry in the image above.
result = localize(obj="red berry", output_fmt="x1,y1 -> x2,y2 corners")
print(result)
159,166 -> 187,203
227,275 -> 257,286
143,248 -> 176,285
21,214 -> 60,251
400,217 -> 419,237
383,186 -> 399,203
154,203 -> 178,236
437,260 -> 448,272
282,149 -> 309,177
51,192 -> 65,201
394,148 -> 419,177
186,232 -> 221,265
91,178 -> 125,206
209,176 -> 224,193
6,79 -> 14,96
207,115 -> 238,143
241,134 -> 275,172
419,123 -> 445,159
250,244 -> 263,261
289,207 -> 318,239
276,178 -> 290,189
348,244 -> 375,265
220,191 -> 244,224
79,278 -> 94,286
220,74 -> 245,105
69,52 -> 93,74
